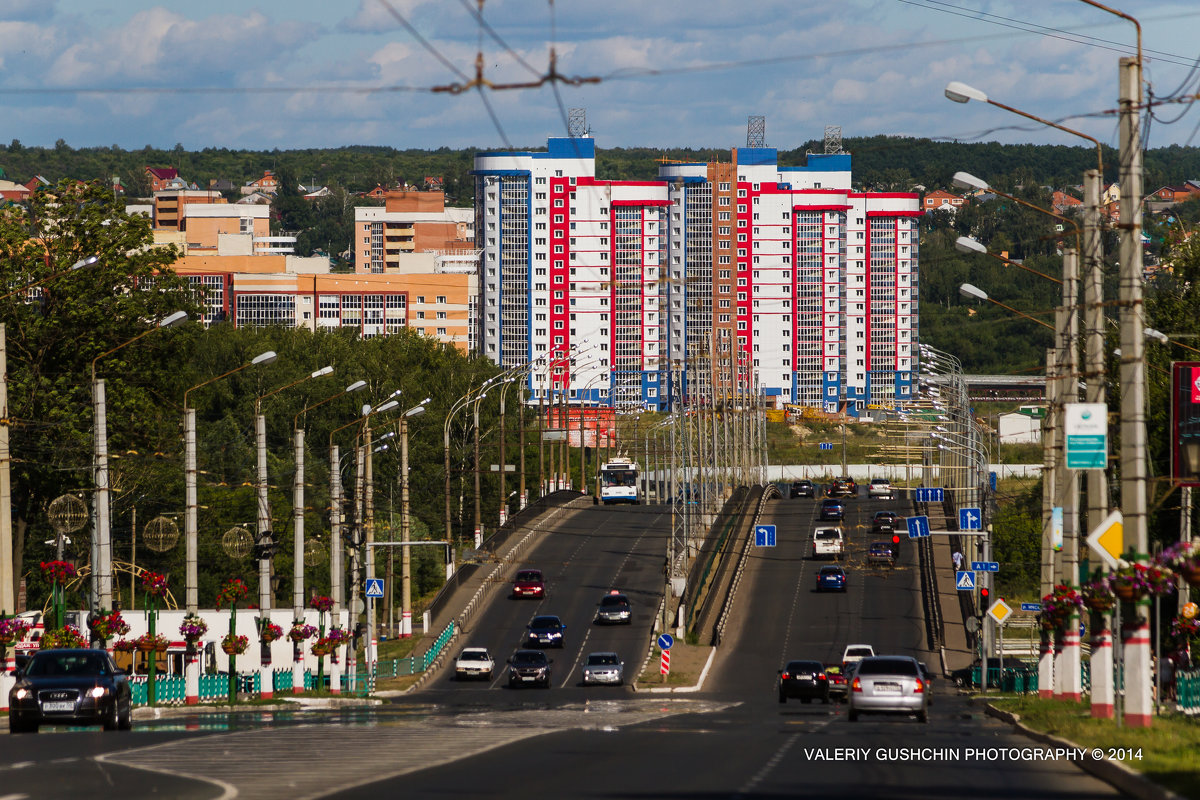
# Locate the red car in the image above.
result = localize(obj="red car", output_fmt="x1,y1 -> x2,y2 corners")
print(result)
511,569 -> 546,599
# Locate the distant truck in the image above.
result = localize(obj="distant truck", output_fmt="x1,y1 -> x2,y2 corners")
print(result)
810,527 -> 845,560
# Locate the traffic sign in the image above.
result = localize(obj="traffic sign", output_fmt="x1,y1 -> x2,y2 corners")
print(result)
365,578 -> 384,598
1021,602 -> 1042,612
1065,403 -> 1108,469
657,633 -> 674,651
915,487 -> 944,503
1086,510 -> 1124,571
970,561 -> 999,573
959,507 -> 982,530
660,649 -> 671,675
956,571 -> 975,591
987,598 -> 1013,625
906,516 -> 931,539
819,442 -> 833,451
754,525 -> 777,547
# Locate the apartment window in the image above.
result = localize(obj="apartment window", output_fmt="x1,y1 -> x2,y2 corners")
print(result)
436,295 -> 446,304
416,296 -> 425,303
718,182 -> 731,191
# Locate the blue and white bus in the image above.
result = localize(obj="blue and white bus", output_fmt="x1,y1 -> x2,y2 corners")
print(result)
600,461 -> 640,505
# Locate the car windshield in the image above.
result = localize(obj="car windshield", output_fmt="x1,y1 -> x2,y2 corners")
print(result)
460,650 -> 489,661
515,571 -> 542,582
846,647 -> 873,658
857,658 -> 918,676
512,652 -> 546,666
600,595 -> 628,607
530,617 -> 560,628
602,469 -> 637,487
27,652 -> 110,677
588,654 -> 619,665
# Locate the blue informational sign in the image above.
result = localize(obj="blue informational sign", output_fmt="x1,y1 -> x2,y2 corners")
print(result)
365,578 -> 384,598
959,507 -> 982,530
990,472 -> 998,492
754,525 -> 777,547
657,633 -> 674,650
956,571 -> 976,591
906,516 -> 931,539
970,561 -> 999,573
915,488 -> 945,503
819,442 -> 833,451
1021,602 -> 1042,612
1080,622 -> 1087,638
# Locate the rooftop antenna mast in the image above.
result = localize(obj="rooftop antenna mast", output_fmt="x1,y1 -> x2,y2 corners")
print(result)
568,108 -> 590,138
747,115 -> 765,148
824,125 -> 843,154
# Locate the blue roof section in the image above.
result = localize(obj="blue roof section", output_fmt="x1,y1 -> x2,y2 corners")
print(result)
780,153 -> 852,172
738,148 -> 777,166
543,137 -> 595,159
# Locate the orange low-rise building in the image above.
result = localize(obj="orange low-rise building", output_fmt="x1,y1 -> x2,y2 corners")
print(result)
353,190 -> 474,273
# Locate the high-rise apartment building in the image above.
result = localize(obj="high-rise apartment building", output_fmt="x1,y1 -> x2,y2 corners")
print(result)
474,137 -> 920,415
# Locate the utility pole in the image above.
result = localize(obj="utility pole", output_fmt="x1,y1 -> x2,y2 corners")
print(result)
329,443 -> 343,694
1118,54 -> 1153,728
1040,345 -> 1057,698
1057,248 -> 1082,701
291,427 -> 305,694
254,411 -> 274,700
0,326 -> 15,705
400,416 -> 413,637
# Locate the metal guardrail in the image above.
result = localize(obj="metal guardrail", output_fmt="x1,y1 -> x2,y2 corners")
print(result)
710,483 -> 779,646
1177,669 -> 1199,714
420,622 -> 455,672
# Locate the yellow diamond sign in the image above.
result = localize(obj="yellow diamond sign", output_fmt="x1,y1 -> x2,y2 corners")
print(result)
1086,510 -> 1123,571
987,598 -> 1012,625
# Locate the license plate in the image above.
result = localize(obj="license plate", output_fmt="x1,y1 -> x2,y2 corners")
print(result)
42,701 -> 75,712
873,682 -> 901,694
520,675 -> 537,681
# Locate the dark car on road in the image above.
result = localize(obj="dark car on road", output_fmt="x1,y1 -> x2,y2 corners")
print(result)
507,649 -> 552,688
526,615 -> 566,648
778,659 -> 830,704
816,565 -> 848,592
789,479 -> 815,498
867,540 -> 895,567
594,591 -> 632,625
819,498 -> 845,521
9,648 -> 133,733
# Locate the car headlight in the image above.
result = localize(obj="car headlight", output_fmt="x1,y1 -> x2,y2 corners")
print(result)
14,687 -> 29,701
90,686 -> 110,698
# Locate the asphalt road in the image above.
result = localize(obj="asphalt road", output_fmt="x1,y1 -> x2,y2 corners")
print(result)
1,494 -> 1126,799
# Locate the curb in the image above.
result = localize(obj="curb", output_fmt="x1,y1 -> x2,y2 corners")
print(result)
130,696 -> 381,719
982,702 -> 1186,800
638,646 -> 718,694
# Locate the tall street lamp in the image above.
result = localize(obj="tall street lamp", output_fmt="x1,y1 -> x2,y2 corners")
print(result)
289,378 -> 363,695
90,310 -> 188,619
181,349 -> 276,705
398,401 -> 428,638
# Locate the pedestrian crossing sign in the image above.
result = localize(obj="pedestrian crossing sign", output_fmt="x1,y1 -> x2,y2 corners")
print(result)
956,571 -> 975,590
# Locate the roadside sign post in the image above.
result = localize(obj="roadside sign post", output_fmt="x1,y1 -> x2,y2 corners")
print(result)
657,633 -> 673,680
754,525 -> 777,547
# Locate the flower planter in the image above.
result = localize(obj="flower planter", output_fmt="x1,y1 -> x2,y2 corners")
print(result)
1112,581 -> 1144,601
1085,599 -> 1114,613
0,633 -> 14,645
1182,564 -> 1200,587
221,643 -> 244,656
155,643 -> 169,654
136,642 -> 155,653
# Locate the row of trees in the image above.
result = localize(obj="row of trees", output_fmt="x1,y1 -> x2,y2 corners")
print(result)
1,180 -> 540,614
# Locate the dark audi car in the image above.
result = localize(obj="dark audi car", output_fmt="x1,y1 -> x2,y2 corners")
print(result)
789,479 -> 815,498
778,659 -> 830,704
526,615 -> 566,648
9,648 -> 133,733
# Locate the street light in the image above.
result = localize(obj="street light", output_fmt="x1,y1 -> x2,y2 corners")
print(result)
958,284 -> 1055,331
0,255 -> 99,303
89,310 -> 188,620
181,348 -> 276,706
398,401 -> 427,638
955,236 -> 1063,285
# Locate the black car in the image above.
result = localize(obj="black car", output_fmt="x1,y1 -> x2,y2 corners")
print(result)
9,648 -> 133,733
507,649 -> 552,688
874,510 -> 899,525
819,498 -> 845,521
778,659 -> 830,703
867,540 -> 895,566
526,615 -> 566,648
789,479 -> 815,498
595,591 -> 632,625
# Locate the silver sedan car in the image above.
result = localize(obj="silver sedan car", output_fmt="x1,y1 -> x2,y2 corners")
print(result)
581,652 -> 624,686
848,655 -> 929,723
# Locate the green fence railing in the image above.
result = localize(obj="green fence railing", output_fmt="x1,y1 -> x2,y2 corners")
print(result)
1178,669 -> 1200,713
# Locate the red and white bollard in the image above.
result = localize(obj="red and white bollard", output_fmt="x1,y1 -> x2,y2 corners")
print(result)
660,649 -> 670,676
1061,616 -> 1082,701
1038,631 -> 1054,699
1090,617 -> 1114,718
1123,616 -> 1154,727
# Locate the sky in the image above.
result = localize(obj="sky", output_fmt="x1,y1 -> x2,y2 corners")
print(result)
1,0 -> 1199,154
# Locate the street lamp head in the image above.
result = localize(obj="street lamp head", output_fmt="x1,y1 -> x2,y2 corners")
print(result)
251,350 -> 277,366
959,283 -> 988,302
945,81 -> 988,104
310,365 -> 334,379
158,310 -> 188,328
952,171 -> 989,192
71,255 -> 100,270
345,380 -> 367,393
955,236 -> 987,255
375,399 -> 399,415
405,405 -> 427,419
1144,327 -> 1169,344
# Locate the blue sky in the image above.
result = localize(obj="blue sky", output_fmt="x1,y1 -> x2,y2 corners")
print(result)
1,1 -> 1198,153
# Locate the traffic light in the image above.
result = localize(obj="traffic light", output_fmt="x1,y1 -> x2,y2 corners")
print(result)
891,533 -> 900,545
253,532 -> 275,560
980,586 -> 990,602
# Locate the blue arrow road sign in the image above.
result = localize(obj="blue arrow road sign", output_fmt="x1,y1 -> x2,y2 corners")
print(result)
970,561 -> 999,573
754,525 -> 777,547
1021,602 -> 1042,612
819,442 -> 833,451
959,507 -> 982,530
915,488 -> 945,503
906,516 -> 931,539
365,578 -> 384,598
956,571 -> 976,590
657,633 -> 674,650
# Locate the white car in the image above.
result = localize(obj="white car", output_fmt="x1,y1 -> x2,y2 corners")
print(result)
868,479 -> 893,499
454,647 -> 495,680
842,644 -> 875,669
811,527 -> 845,560
581,652 -> 624,686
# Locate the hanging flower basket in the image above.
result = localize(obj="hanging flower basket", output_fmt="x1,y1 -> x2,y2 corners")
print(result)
221,633 -> 249,656
1111,563 -> 1175,601
0,617 -> 31,645
140,571 -> 169,597
179,615 -> 208,641
1081,576 -> 1115,613
90,610 -> 130,640
259,621 -> 284,644
311,638 -> 333,657
40,560 -> 77,584
112,639 -> 136,653
309,595 -> 334,614
1158,542 -> 1200,586
39,625 -> 87,649
1040,584 -> 1083,629
216,578 -> 250,609
134,633 -> 169,653
288,623 -> 317,643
